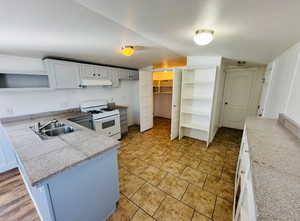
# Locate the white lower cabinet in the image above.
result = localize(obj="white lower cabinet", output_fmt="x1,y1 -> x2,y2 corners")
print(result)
233,129 -> 256,221
0,123 -> 17,173
18,147 -> 119,221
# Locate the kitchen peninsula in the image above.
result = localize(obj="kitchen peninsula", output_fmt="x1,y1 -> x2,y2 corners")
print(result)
1,110 -> 120,221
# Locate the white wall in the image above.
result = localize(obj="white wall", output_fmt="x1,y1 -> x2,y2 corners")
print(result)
209,61 -> 225,142
263,42 -> 300,124
212,62 -> 226,133
286,57 -> 300,123
187,56 -> 222,67
154,94 -> 172,119
0,55 -> 139,125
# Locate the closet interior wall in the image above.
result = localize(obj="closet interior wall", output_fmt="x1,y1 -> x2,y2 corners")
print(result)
153,71 -> 173,119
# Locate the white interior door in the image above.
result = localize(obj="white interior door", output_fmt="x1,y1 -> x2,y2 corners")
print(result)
221,69 -> 261,129
170,69 -> 182,140
139,70 -> 153,132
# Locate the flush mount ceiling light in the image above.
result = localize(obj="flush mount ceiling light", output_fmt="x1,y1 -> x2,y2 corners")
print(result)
193,29 -> 214,46
121,46 -> 135,56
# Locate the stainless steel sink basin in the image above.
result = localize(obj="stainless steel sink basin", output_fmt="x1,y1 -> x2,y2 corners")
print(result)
30,120 -> 79,140
42,122 -> 66,130
42,125 -> 77,137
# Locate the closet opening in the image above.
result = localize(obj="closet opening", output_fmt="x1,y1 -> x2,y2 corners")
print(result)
152,70 -> 173,135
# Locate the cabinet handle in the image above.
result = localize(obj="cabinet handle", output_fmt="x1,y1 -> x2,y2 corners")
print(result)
93,73 -> 96,76
245,150 -> 249,153
240,170 -> 245,174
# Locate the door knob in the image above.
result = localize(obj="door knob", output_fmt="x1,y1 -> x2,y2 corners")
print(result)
225,102 -> 228,105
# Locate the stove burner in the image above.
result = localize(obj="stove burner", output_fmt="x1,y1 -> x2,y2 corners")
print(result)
88,110 -> 102,114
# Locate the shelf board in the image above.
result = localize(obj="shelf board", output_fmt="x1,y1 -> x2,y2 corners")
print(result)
0,87 -> 52,92
181,110 -> 210,117
183,81 -> 214,85
180,122 -> 209,131
182,96 -> 211,100
154,92 -> 172,94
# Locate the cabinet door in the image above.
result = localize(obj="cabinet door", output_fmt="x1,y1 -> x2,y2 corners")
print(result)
80,64 -> 96,79
107,68 -> 120,87
234,131 -> 253,221
118,69 -> 130,80
139,70 -> 153,132
0,124 -> 17,173
94,66 -> 109,79
52,61 -> 81,89
129,70 -> 139,80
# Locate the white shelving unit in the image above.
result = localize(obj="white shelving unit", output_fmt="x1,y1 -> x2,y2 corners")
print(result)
153,79 -> 172,94
179,67 -> 217,145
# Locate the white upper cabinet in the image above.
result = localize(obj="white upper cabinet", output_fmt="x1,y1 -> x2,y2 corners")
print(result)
80,64 -> 95,79
94,66 -> 109,79
44,59 -> 81,89
107,67 -> 120,87
80,64 -> 110,80
119,69 -> 139,80
44,59 -> 138,89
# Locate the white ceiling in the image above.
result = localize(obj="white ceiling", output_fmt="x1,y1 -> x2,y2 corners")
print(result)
0,0 -> 179,68
1,0 -> 300,68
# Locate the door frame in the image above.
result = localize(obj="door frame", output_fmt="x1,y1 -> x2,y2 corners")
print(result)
140,67 -> 178,137
170,69 -> 182,140
220,67 -> 264,129
139,69 -> 154,132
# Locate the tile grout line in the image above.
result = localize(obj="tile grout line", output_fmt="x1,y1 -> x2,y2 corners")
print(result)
118,120 -> 239,221
179,183 -> 189,201
190,209 -> 195,221
121,192 -> 158,221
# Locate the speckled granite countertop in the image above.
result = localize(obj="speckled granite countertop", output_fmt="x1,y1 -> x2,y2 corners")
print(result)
115,105 -> 128,109
245,117 -> 300,220
1,110 -> 120,186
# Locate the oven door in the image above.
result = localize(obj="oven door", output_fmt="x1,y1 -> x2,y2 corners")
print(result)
94,115 -> 120,137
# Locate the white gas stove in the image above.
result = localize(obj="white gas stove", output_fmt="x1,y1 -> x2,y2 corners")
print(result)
80,99 -> 121,140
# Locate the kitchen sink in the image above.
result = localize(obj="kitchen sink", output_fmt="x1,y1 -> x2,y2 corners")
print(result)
42,125 -> 77,137
30,120 -> 79,140
42,122 -> 66,130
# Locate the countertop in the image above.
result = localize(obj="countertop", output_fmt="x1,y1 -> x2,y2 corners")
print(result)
245,117 -> 300,220
115,105 -> 128,109
1,110 -> 120,186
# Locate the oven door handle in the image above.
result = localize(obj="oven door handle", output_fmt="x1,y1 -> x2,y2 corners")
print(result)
93,114 -> 119,121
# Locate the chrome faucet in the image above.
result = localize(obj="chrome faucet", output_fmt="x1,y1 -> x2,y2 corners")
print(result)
36,119 -> 58,131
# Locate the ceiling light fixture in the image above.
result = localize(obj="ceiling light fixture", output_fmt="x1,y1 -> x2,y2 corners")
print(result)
193,29 -> 214,46
121,46 -> 135,56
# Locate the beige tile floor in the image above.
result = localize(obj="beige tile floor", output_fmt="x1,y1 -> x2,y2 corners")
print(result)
108,117 -> 242,221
